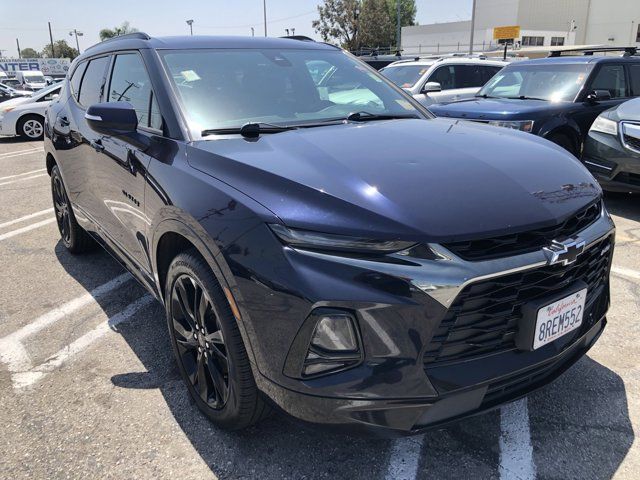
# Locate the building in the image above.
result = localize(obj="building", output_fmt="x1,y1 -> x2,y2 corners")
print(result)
402,0 -> 640,55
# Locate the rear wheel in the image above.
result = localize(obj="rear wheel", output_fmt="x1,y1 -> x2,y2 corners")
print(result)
165,250 -> 270,430
17,115 -> 44,140
50,165 -> 94,253
548,132 -> 578,157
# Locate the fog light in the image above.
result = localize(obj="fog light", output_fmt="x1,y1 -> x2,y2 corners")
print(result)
302,312 -> 361,377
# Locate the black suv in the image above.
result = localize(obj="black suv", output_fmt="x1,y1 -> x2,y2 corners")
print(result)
44,33 -> 615,436
429,47 -> 640,156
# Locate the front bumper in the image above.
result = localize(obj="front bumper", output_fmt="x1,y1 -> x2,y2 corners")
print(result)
257,316 -> 606,436
583,130 -> 640,193
226,206 -> 614,435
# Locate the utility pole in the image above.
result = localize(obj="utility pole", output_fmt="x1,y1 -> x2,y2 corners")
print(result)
69,29 -> 83,53
263,0 -> 267,37
48,22 -> 55,57
396,0 -> 401,53
469,0 -> 477,54
16,38 -> 21,58
186,19 -> 194,36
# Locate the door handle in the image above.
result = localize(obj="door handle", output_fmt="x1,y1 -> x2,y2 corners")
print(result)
90,139 -> 105,152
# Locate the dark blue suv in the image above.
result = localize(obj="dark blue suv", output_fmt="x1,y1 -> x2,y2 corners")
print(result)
429,48 -> 640,156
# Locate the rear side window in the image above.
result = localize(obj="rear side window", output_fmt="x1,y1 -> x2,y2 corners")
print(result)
482,66 -> 502,83
589,64 -> 627,99
78,56 -> 110,107
429,66 -> 455,90
69,61 -> 87,100
108,53 -> 161,130
452,65 -> 484,89
629,64 -> 640,96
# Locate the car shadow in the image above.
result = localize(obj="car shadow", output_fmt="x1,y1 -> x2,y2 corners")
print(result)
604,191 -> 640,223
53,242 -> 634,479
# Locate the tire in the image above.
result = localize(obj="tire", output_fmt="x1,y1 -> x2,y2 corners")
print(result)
17,114 -> 45,140
50,165 -> 94,253
165,250 -> 270,430
548,132 -> 578,157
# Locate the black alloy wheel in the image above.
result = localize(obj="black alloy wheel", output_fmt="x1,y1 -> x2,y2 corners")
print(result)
170,274 -> 230,409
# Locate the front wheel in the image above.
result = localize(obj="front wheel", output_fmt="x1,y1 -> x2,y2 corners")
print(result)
17,115 -> 44,140
165,250 -> 270,430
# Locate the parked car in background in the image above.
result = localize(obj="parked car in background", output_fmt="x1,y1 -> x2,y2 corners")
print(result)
14,70 -> 47,91
0,83 -> 61,139
380,56 -> 507,106
428,47 -> 640,156
1,78 -> 22,89
44,33 -> 614,435
0,83 -> 32,102
583,97 -> 640,193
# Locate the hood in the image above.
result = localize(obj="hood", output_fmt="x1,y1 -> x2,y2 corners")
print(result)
188,118 -> 600,243
0,96 -> 31,111
614,97 -> 640,121
429,98 -> 564,120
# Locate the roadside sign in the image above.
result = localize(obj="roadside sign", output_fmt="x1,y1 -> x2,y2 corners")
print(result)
493,26 -> 521,40
0,58 -> 71,77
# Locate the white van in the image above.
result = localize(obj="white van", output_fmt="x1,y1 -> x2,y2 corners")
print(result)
14,71 -> 47,91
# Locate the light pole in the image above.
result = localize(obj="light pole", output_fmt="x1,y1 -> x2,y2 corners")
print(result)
263,0 -> 267,37
285,29 -> 289,36
469,0 -> 477,54
291,28 -> 295,36
186,19 -> 194,36
251,27 -> 255,37
69,29 -> 83,53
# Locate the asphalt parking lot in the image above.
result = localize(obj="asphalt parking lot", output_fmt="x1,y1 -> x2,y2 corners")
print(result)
0,137 -> 638,480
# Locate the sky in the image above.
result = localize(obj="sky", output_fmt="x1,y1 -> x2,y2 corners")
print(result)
0,0 -> 473,58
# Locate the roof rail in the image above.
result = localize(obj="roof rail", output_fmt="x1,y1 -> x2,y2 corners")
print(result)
85,32 -> 151,52
548,46 -> 637,57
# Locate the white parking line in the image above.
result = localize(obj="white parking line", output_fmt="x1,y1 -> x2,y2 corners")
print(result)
0,168 -> 46,181
0,148 -> 44,159
0,217 -> 56,241
612,266 -> 640,282
0,173 -> 47,186
12,295 -> 155,389
385,436 -> 424,480
499,399 -> 536,480
0,208 -> 53,230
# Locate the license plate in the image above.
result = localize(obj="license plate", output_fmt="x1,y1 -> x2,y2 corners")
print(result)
533,288 -> 587,350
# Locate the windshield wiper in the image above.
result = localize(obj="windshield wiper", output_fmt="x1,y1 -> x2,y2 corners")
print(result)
506,95 -> 547,101
475,94 -> 501,99
345,111 -> 419,122
201,122 -> 297,138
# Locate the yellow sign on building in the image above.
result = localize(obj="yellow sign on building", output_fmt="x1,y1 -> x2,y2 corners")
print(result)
493,25 -> 521,40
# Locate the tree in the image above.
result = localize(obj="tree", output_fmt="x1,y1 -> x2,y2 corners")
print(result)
312,0 -> 360,50
359,0 -> 395,48
387,0 -> 417,32
20,48 -> 41,58
41,40 -> 79,59
99,21 -> 138,41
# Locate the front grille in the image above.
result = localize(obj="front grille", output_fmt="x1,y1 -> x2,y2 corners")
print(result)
623,134 -> 640,153
443,201 -> 601,261
423,235 -> 612,367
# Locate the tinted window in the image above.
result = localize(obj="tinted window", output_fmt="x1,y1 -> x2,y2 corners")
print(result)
482,65 -> 503,83
629,64 -> 640,96
108,53 -> 160,129
149,93 -> 162,130
452,65 -> 484,89
429,66 -> 455,90
590,64 -> 627,98
70,61 -> 87,99
78,56 -> 109,107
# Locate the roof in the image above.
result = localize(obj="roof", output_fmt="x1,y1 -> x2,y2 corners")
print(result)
508,54 -> 640,66
83,33 -> 335,57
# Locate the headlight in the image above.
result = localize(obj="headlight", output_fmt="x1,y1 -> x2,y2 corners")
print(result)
269,224 -> 416,253
487,120 -> 535,132
590,115 -> 618,136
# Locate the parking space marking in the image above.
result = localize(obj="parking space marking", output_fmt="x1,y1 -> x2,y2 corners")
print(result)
0,218 -> 56,241
0,168 -> 46,181
0,173 -> 47,186
12,295 -> 155,389
0,148 -> 44,159
385,436 -> 424,480
0,208 -> 53,230
499,399 -> 536,480
612,266 -> 640,282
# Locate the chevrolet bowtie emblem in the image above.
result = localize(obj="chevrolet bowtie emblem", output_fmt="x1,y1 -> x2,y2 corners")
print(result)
543,237 -> 586,266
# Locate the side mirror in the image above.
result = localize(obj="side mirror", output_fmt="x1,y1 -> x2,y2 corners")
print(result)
586,89 -> 612,103
51,94 -> 59,100
422,81 -> 442,94
85,101 -> 149,150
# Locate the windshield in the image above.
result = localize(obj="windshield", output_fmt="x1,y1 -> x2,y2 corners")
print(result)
25,75 -> 46,84
380,65 -> 430,88
478,63 -> 593,102
160,48 -> 422,134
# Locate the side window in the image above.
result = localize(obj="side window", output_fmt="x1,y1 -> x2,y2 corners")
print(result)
37,87 -> 61,102
481,66 -> 502,83
589,64 -> 627,99
452,65 -> 484,89
629,64 -> 640,96
429,66 -> 455,90
108,53 -> 161,130
78,56 -> 110,107
70,61 -> 87,100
